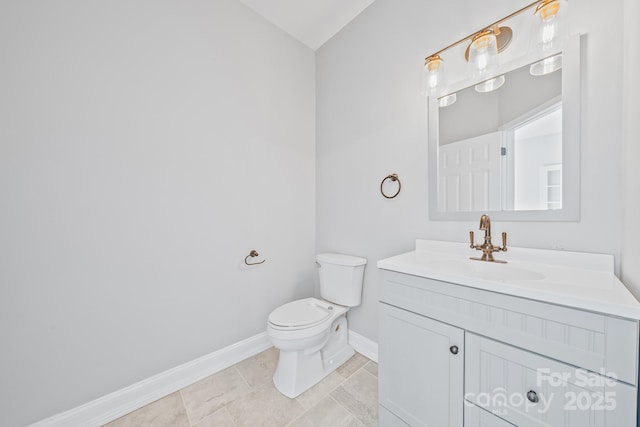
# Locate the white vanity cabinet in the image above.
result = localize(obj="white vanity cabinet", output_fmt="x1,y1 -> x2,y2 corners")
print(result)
378,260 -> 640,427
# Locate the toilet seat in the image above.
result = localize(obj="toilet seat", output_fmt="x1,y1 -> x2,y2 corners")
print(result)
268,298 -> 347,332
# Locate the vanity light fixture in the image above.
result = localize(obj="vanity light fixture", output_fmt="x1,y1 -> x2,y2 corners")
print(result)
422,0 -> 568,97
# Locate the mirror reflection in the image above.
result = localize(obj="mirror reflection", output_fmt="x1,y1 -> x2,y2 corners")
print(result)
437,60 -> 562,213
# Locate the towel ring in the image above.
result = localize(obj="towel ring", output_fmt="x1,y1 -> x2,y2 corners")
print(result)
245,250 -> 265,266
380,173 -> 401,199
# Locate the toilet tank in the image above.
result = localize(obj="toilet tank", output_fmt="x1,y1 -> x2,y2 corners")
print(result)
316,253 -> 367,307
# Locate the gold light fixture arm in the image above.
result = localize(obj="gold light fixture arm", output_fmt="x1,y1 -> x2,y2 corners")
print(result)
425,0 -> 549,61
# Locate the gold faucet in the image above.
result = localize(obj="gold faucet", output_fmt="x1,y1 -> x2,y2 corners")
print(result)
469,214 -> 508,263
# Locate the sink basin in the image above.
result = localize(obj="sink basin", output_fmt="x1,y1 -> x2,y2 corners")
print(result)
429,257 -> 545,282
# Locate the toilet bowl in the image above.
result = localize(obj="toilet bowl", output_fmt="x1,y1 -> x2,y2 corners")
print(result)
267,253 -> 366,398
267,298 -> 353,397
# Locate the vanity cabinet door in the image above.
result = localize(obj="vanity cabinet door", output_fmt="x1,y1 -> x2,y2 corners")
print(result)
379,302 -> 464,427
465,333 -> 637,427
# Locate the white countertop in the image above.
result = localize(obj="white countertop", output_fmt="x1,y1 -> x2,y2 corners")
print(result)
377,240 -> 640,320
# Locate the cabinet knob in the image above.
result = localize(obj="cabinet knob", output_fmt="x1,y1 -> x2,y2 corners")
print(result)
449,345 -> 459,355
527,390 -> 539,403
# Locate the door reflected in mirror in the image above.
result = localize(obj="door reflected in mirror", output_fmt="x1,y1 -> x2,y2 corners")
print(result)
437,61 -> 562,213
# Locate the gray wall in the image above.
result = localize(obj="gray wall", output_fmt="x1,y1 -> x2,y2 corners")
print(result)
316,0 -> 634,344
439,87 -> 500,145
439,64 -> 561,145
621,0 -> 640,298
0,1 -> 315,425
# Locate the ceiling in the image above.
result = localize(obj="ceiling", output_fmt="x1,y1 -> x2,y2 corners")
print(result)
238,0 -> 376,50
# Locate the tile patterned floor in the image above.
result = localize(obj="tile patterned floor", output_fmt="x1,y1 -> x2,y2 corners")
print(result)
104,349 -> 378,427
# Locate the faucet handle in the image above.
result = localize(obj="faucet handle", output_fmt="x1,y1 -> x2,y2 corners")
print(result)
470,231 -> 475,248
501,232 -> 508,251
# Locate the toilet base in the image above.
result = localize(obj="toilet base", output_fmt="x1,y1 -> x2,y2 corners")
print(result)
272,316 -> 354,398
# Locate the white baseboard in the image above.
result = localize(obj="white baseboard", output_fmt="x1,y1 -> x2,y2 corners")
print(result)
348,330 -> 378,363
30,332 -> 272,427
30,329 -> 378,427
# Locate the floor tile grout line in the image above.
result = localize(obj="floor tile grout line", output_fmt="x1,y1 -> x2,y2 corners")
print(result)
330,366 -> 378,427
331,392 -> 367,426
337,357 -> 374,383
285,390 -> 354,427
186,363 -> 254,426
283,398 -> 309,427
222,364 -> 261,424
328,394 -> 363,426
350,359 -> 373,378
357,365 -> 378,381
301,359 -> 369,407
233,364 -> 254,391
324,357 -> 376,401
284,357 -> 374,426
221,405 -> 238,427
178,390 -> 194,427
356,360 -> 378,380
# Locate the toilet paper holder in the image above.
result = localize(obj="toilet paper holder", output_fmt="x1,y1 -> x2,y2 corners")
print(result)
245,250 -> 266,266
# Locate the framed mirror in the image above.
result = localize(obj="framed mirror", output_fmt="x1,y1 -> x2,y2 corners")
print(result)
428,35 -> 581,221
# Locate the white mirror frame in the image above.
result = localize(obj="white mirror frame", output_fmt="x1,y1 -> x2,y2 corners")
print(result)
428,35 -> 581,221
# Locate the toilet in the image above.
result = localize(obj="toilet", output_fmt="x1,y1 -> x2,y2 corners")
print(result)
267,253 -> 367,398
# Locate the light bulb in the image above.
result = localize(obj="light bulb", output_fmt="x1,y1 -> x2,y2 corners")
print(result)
533,0 -> 568,54
422,55 -> 445,97
468,29 -> 498,79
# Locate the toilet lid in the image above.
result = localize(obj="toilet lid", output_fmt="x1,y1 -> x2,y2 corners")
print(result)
269,298 -> 332,328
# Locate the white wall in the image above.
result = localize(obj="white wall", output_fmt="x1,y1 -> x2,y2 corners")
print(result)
316,0 -> 631,342
0,1 -> 315,425
514,134 -> 562,210
621,0 -> 640,297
